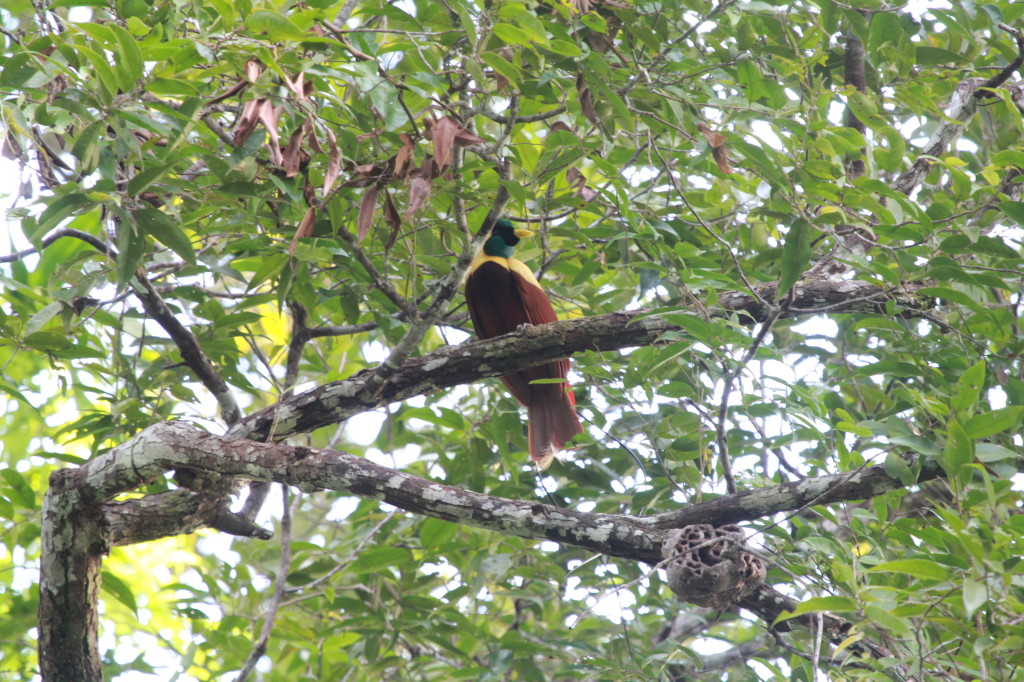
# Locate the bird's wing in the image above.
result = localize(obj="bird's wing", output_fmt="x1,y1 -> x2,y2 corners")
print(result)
465,260 -> 534,405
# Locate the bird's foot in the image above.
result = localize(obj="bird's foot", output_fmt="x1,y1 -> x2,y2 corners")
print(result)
515,323 -> 534,332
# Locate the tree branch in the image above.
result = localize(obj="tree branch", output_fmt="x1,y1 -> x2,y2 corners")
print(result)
649,456 -> 944,529
0,228 -> 111,263
133,274 -> 242,426
53,419 -> 943,667
228,281 -> 929,442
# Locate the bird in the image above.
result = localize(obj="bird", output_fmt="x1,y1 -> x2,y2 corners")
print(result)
464,218 -> 583,469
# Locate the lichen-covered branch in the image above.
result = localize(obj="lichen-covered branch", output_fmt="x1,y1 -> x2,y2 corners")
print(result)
81,421 -> 662,561
230,280 -> 928,442
47,419 -> 932,674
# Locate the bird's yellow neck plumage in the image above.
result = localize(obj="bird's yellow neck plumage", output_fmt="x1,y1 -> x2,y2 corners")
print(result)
467,253 -> 542,288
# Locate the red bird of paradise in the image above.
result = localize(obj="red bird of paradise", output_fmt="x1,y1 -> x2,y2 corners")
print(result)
464,219 -> 583,469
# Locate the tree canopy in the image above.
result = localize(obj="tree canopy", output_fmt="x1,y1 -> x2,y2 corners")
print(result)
2,0 -> 1024,679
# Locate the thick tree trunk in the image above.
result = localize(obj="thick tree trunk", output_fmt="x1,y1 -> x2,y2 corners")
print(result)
39,469 -> 105,682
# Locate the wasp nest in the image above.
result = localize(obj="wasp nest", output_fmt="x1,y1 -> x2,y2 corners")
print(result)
662,524 -> 765,609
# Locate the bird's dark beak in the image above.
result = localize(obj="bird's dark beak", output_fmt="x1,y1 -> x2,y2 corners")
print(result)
515,229 -> 535,239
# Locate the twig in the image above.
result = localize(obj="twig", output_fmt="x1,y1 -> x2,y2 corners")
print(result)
714,303 -> 783,494
978,23 -> 1024,92
283,509 -> 397,594
650,140 -> 766,305
0,228 -> 111,263
234,485 -> 294,682
133,273 -> 242,425
471,105 -> 566,124
336,226 -> 420,319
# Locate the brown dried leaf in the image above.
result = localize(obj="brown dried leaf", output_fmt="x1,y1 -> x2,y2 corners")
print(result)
697,123 -> 732,174
323,127 -> 341,197
549,121 -> 576,135
577,74 -> 598,126
245,59 -> 262,82
232,98 -> 262,147
358,184 -> 380,242
307,121 -> 324,155
404,177 -> 431,220
421,114 -> 436,140
453,127 -> 486,147
420,153 -> 435,179
208,77 -> 248,105
289,206 -> 317,255
383,189 -> 401,250
711,145 -> 733,174
284,72 -> 306,101
696,122 -> 727,148
567,167 -> 597,201
342,163 -> 383,188
258,99 -> 283,165
283,119 -> 307,177
393,133 -> 414,177
432,116 -> 459,171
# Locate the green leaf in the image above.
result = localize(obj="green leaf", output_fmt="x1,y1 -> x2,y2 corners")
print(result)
24,331 -> 73,352
493,23 -> 532,47
941,420 -> 973,477
580,12 -> 608,33
0,469 -> 36,509
349,547 -> 410,573
116,211 -> 147,289
918,286 -> 983,311
963,407 -> 1024,439
1,51 -> 50,88
775,596 -> 856,624
0,379 -> 37,410
33,193 -> 93,240
975,443 -> 1019,463
867,559 -> 950,581
24,301 -> 62,337
503,7 -> 549,46
481,52 -> 522,88
109,23 -> 144,88
776,219 -> 812,298
419,517 -> 457,552
0,496 -> 14,521
75,43 -> 119,103
1001,201 -> 1024,226
883,452 -> 916,486
547,39 -> 583,58
101,571 -> 139,615
864,605 -> 911,637
963,579 -> 987,619
953,360 -> 985,413
916,46 -> 966,65
70,121 -> 105,174
134,208 -> 196,265
890,435 -> 941,458
246,10 -> 310,40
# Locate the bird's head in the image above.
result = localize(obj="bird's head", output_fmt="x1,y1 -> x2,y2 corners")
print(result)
484,219 -> 535,258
